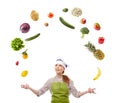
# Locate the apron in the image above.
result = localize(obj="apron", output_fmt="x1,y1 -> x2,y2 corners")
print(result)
50,82 -> 69,103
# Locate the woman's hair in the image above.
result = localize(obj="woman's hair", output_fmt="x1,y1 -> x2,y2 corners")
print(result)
62,74 -> 70,85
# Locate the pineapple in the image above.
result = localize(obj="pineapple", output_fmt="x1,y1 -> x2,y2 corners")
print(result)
85,41 -> 105,60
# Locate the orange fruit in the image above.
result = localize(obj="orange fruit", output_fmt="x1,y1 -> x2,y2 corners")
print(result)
22,53 -> 28,59
22,49 -> 28,59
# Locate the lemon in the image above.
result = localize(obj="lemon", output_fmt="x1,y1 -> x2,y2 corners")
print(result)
21,70 -> 28,77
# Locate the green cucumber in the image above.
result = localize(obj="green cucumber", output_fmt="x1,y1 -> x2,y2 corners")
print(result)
25,33 -> 40,41
59,17 -> 75,29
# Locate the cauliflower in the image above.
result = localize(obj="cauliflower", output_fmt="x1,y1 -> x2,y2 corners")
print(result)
71,7 -> 82,17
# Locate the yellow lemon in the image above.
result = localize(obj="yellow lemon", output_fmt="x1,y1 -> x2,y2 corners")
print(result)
21,70 -> 28,77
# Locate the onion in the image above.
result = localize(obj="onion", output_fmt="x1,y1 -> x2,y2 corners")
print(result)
20,23 -> 30,33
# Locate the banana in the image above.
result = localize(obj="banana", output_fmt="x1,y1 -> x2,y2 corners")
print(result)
93,67 -> 101,80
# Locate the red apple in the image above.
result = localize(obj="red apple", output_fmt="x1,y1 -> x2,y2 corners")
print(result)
94,23 -> 101,30
80,18 -> 86,24
98,37 -> 105,44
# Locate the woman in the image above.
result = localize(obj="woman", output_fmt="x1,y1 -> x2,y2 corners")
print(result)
21,58 -> 96,103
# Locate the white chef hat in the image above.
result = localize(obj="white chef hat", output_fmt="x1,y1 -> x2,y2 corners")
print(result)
56,58 -> 68,69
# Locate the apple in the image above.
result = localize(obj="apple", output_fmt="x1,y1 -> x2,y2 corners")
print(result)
98,37 -> 105,44
80,18 -> 86,24
94,22 -> 101,30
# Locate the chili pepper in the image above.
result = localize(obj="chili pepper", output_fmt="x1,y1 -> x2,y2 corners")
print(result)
16,61 -> 19,66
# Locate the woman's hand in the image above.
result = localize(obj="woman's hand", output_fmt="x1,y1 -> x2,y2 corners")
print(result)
21,84 -> 29,89
21,84 -> 39,96
87,88 -> 96,94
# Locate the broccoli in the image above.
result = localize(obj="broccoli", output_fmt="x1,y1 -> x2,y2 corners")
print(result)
11,38 -> 25,51
80,27 -> 89,38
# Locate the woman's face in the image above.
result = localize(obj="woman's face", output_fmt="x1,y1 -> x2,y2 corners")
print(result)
55,64 -> 65,75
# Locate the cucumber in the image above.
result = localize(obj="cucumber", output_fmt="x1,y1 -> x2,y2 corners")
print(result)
25,33 -> 40,41
59,17 -> 75,29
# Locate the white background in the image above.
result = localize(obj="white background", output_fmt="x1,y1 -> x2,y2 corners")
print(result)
0,0 -> 120,103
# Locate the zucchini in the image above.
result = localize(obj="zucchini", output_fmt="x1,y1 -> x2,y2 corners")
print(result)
59,17 -> 75,29
25,33 -> 40,41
